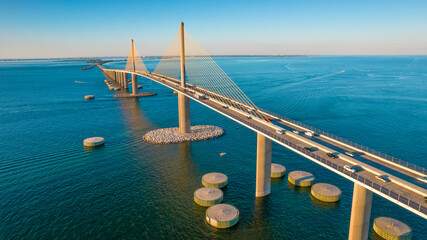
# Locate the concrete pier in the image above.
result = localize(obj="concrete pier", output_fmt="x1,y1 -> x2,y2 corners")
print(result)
132,74 -> 138,94
348,183 -> 373,240
123,73 -> 128,89
178,21 -> 190,134
256,133 -> 272,197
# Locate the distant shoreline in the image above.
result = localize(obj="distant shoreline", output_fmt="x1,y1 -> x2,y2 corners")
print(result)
2,54 -> 427,62
0,55 -> 315,62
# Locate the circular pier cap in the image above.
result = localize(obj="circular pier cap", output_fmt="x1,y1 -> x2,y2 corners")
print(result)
288,171 -> 315,187
311,183 -> 341,202
194,187 -> 223,207
373,217 -> 412,240
202,172 -> 228,188
271,163 -> 286,178
206,204 -> 239,229
84,95 -> 95,100
83,137 -> 104,147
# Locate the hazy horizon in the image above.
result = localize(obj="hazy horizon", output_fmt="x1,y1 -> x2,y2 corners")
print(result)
1,0 -> 426,58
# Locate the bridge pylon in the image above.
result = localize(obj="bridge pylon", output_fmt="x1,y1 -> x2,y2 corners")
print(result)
178,22 -> 191,134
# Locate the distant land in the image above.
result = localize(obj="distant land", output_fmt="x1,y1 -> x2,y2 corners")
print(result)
0,55 -> 315,62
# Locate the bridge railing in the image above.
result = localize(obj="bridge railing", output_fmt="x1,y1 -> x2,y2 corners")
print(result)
227,113 -> 426,216
257,108 -> 426,175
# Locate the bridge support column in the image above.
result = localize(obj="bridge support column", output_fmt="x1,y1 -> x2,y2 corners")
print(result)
256,133 -> 272,197
178,93 -> 190,134
132,74 -> 138,95
124,73 -> 128,89
348,183 -> 373,240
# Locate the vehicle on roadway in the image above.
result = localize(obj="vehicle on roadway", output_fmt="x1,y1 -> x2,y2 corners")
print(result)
305,131 -> 315,137
326,152 -> 338,159
222,105 -> 229,109
345,152 -> 355,157
246,115 -> 252,119
375,175 -> 391,183
194,94 -> 206,100
344,165 -> 357,173
276,129 -> 285,134
417,176 -> 427,183
265,118 -> 272,122
293,130 -> 300,134
304,147 -> 316,152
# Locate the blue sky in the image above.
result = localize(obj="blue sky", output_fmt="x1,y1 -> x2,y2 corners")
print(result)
1,0 -> 426,58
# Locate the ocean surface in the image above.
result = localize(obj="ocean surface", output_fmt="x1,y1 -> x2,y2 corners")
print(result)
0,56 -> 426,239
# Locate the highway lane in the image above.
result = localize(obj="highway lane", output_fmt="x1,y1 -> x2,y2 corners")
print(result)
269,119 -> 427,188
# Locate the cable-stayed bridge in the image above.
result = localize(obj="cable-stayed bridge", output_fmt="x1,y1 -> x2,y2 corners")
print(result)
96,22 -> 426,240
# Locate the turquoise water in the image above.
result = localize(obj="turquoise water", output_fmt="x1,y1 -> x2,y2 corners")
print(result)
0,56 -> 426,239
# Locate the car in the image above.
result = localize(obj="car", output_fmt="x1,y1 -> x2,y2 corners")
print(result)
194,94 -> 206,100
222,105 -> 229,109
417,177 -> 427,183
304,147 -> 316,152
246,115 -> 252,119
326,152 -> 338,159
345,152 -> 355,157
265,118 -> 272,122
375,175 -> 391,183
344,165 -> 356,173
305,131 -> 315,137
276,129 -> 285,134
293,130 -> 300,134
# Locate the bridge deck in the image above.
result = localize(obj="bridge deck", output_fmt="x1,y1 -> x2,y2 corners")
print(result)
103,68 -> 427,219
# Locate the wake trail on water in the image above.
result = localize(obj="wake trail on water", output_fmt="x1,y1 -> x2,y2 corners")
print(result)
75,81 -> 93,84
281,70 -> 345,90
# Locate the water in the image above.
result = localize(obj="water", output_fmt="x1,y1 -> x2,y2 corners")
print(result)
0,56 -> 426,239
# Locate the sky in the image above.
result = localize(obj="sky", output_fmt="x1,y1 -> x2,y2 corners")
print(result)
1,0 -> 426,58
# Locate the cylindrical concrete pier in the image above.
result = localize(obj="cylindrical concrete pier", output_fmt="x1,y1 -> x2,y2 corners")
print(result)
202,172 -> 228,188
288,171 -> 315,187
348,183 -> 373,240
271,163 -> 286,178
132,74 -> 138,95
194,187 -> 223,207
311,183 -> 341,202
256,133 -> 272,197
83,137 -> 104,147
206,204 -> 239,229
373,217 -> 412,240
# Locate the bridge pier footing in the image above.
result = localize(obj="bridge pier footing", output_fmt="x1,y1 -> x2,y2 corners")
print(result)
132,74 -> 138,94
348,183 -> 373,240
256,133 -> 272,197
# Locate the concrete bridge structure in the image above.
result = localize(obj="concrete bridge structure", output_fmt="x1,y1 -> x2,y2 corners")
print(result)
96,22 -> 426,240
